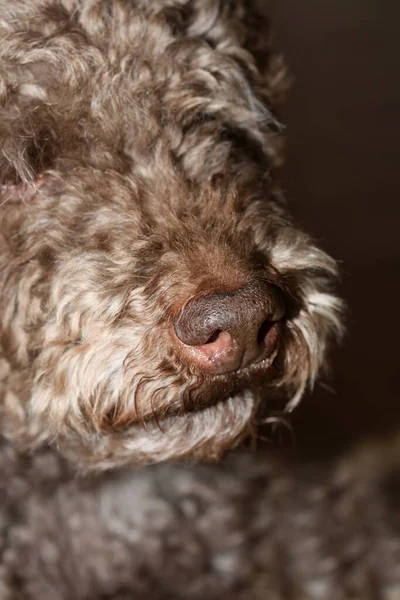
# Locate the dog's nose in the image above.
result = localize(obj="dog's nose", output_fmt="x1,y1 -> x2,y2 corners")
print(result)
174,279 -> 285,374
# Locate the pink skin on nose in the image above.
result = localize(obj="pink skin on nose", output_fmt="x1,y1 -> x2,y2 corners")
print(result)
183,323 -> 280,375
186,331 -> 241,374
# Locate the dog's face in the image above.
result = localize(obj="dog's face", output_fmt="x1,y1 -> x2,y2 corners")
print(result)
0,0 -> 343,469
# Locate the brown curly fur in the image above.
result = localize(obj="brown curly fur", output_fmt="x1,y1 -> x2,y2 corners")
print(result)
2,442 -> 400,600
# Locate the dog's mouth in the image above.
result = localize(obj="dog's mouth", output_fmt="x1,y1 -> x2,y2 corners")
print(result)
104,340 -> 279,434
103,306 -> 284,433
139,344 -> 280,424
166,319 -> 283,416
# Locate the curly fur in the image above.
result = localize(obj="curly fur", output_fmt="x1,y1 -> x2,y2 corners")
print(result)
2,442 -> 400,600
0,0 -> 343,471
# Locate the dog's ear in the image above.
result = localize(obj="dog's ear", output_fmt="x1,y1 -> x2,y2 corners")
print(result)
0,97 -> 53,203
0,176 -> 46,205
0,102 -> 61,188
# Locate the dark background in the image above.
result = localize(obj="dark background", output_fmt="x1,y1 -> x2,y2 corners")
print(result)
264,0 -> 399,454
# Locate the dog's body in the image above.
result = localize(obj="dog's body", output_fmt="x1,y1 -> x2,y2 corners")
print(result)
0,1 -> 387,598
3,441 -> 400,599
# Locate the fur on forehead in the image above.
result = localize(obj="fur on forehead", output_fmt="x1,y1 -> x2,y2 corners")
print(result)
0,0 -> 283,186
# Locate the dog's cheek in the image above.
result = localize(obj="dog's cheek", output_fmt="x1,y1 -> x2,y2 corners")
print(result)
30,336 -> 127,437
28,296 -> 173,444
247,221 -> 345,408
275,278 -> 344,411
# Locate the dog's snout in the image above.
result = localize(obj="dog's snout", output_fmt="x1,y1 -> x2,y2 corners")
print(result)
174,280 -> 285,374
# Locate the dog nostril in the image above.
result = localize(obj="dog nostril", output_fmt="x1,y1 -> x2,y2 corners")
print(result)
204,330 -> 222,344
257,320 -> 273,346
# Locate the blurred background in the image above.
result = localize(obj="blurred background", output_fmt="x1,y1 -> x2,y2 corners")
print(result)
264,0 -> 399,455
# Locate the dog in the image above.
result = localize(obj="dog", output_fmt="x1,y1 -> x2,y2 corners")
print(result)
0,1 -> 353,597
0,0 -> 342,469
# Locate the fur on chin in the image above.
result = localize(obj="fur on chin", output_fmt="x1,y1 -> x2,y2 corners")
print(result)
56,391 -> 258,471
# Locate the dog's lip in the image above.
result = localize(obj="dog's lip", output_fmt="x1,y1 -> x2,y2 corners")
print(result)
150,345 -> 280,420
209,345 -> 279,380
120,343 -> 280,429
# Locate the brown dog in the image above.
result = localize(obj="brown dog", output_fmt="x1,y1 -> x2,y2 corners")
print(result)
10,4 -> 400,600
0,0 -> 342,471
